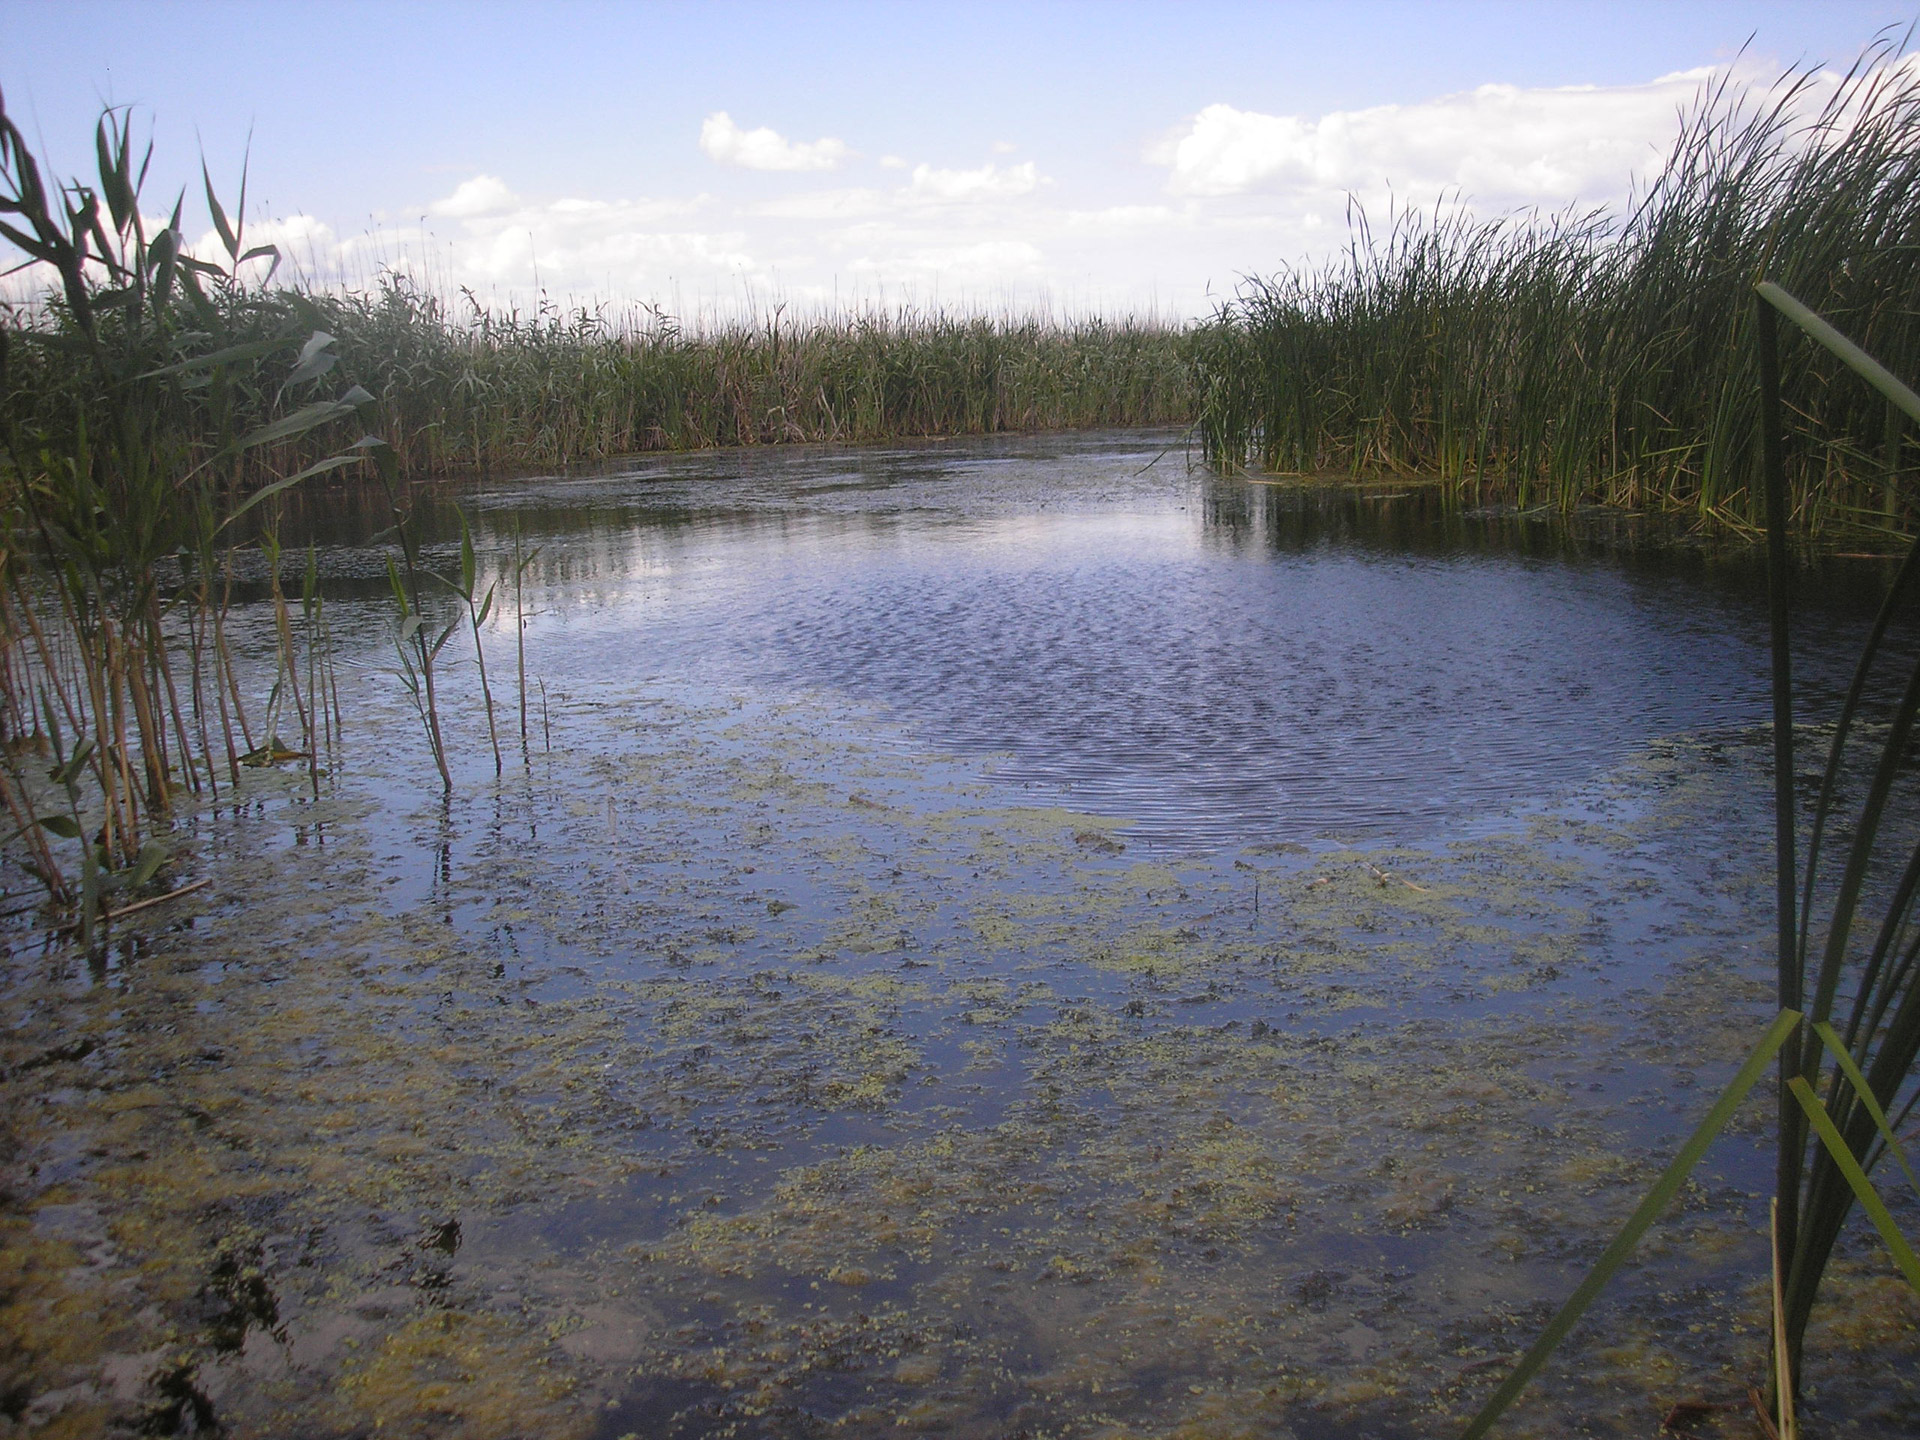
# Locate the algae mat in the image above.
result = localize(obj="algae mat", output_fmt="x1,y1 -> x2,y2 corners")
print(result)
2,681 -> 1916,1438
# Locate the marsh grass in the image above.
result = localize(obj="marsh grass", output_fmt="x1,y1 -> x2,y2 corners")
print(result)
1461,281 -> 1920,1439
1756,281 -> 1920,1389
1196,35 -> 1920,536
7,274 -> 1196,486
0,96 -> 396,919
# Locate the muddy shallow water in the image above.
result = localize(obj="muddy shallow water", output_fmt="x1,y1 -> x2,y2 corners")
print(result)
4,430 -> 1918,1437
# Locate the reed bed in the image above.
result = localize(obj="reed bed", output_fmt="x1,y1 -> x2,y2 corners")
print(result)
1195,38 -> 1920,536
6,279 -> 1196,485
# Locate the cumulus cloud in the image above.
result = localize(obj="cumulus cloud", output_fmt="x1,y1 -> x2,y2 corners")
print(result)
906,161 -> 1043,203
431,174 -> 519,218
699,112 -> 849,172
1064,204 -> 1186,230
1152,69 -> 1716,207
26,56 -> 1876,322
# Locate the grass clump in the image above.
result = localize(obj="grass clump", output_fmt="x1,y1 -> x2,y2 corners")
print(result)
1195,35 -> 1920,536
0,94 -> 381,925
307,289 -> 1195,472
6,276 -> 1196,486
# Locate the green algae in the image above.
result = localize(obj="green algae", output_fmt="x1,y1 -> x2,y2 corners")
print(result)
1,702 -> 1916,1438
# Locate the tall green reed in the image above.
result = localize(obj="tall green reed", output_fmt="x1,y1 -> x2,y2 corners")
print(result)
1755,280 -> 1920,1384
1459,281 -> 1920,1439
8,272 -> 1197,487
1197,36 -> 1920,536
0,95 -> 382,919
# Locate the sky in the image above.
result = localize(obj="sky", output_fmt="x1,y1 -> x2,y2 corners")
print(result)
0,1 -> 1913,320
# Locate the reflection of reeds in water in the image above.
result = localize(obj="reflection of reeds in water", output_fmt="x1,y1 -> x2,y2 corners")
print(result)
1196,35 -> 1920,536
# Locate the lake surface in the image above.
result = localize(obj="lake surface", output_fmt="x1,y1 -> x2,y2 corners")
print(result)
265,427 -> 1860,841
6,429 -> 1917,1438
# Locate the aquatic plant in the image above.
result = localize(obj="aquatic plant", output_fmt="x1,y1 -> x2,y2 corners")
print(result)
1459,282 -> 1920,1438
509,520 -> 538,754
1196,33 -> 1920,536
371,436 -> 455,792
439,505 -> 502,776
0,95 -> 385,916
1756,280 -> 1920,1394
6,265 -> 1196,488
325,287 -> 1196,471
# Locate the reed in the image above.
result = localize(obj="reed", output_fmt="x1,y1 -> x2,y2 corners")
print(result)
1459,281 -> 1920,1440
7,273 -> 1197,487
1196,35 -> 1920,536
1756,280 -> 1920,1387
0,95 -> 388,918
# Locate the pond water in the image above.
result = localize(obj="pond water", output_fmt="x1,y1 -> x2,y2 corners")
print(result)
4,429 -> 1917,1438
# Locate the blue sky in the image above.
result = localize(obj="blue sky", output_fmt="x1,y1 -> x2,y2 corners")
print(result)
1,1 -> 1912,317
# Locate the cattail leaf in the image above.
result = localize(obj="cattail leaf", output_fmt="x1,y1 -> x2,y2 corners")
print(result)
202,160 -> 239,258
138,334 -> 290,379
221,454 -> 367,528
459,512 -> 476,595
1813,1021 -> 1920,1201
1790,1077 -> 1920,1295
146,226 -> 178,304
0,219 -> 61,264
129,840 -> 169,888
234,396 -> 359,452
95,116 -> 133,231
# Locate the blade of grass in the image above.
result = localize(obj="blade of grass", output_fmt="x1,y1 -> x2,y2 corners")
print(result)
1789,1076 -> 1920,1294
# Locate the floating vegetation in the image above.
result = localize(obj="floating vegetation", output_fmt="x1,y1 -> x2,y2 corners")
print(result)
3,678 -> 1914,1437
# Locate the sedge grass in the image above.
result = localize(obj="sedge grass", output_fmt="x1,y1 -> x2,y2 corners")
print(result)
1196,35 -> 1920,537
1461,280 -> 1920,1438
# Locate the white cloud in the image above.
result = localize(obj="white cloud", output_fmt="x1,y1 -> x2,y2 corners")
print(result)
842,238 -> 1046,289
906,161 -> 1043,203
1152,69 -> 1716,207
749,188 -> 888,221
430,174 -> 519,218
699,112 -> 849,172
18,54 -> 1899,324
1065,204 -> 1186,230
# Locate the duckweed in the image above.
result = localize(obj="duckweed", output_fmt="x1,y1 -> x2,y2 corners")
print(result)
2,692 -> 1915,1438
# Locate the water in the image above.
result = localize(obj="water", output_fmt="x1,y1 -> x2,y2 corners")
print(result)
9,429 -> 1918,1439
270,428 -> 1857,846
